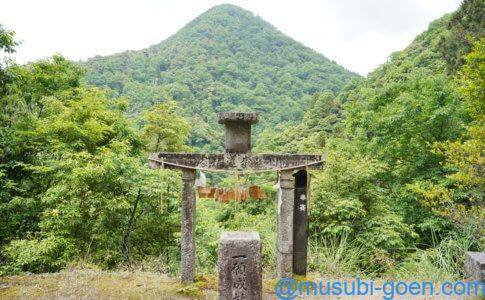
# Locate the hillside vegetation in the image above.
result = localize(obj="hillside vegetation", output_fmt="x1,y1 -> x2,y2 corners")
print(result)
256,0 -> 484,277
0,0 -> 483,286
83,4 -> 358,151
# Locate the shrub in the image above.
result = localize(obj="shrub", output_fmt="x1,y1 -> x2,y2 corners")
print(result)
2,236 -> 77,274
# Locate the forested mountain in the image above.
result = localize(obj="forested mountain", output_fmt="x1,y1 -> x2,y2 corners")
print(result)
83,4 -> 358,151
258,0 -> 484,154
256,0 -> 484,274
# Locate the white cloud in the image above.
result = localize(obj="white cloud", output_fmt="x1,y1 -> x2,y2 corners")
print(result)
1,0 -> 461,75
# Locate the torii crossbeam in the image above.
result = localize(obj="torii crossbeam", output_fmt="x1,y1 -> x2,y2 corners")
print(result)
148,112 -> 324,282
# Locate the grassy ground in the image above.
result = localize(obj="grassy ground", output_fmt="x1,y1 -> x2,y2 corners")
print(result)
0,269 -> 282,299
2,270 -> 477,299
0,269 -> 209,299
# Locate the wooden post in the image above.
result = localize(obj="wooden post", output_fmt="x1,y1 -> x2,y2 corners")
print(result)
181,168 -> 196,283
293,170 -> 308,275
276,170 -> 294,278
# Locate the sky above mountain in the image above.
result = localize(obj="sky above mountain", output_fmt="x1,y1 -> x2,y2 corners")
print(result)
1,0 -> 461,75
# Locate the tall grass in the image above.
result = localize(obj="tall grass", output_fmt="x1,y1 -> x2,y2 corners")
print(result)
308,233 -> 366,278
389,232 -> 477,282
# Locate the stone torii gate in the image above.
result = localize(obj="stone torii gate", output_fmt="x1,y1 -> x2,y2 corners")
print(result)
148,112 -> 324,283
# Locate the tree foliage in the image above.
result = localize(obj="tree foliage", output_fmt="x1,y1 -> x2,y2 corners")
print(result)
0,24 -> 18,96
410,38 -> 485,242
141,101 -> 190,152
258,0 -> 484,272
0,52 -> 188,273
437,0 -> 485,73
83,4 -> 358,150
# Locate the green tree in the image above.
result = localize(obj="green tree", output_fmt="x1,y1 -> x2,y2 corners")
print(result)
345,72 -> 465,181
254,92 -> 344,153
0,55 -> 83,248
0,24 -> 18,96
310,141 -> 415,273
1,53 -> 189,273
410,39 -> 485,243
438,0 -> 485,73
141,100 -> 190,152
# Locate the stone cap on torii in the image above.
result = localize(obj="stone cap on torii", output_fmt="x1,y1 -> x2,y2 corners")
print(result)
218,112 -> 259,124
148,112 -> 325,172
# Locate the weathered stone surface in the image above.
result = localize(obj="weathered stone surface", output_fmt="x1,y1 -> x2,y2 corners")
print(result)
276,253 -> 293,278
181,168 -> 196,283
465,252 -> 485,282
218,112 -> 259,153
276,170 -> 294,278
224,121 -> 253,154
218,112 -> 259,124
149,152 -> 325,171
218,231 -> 262,300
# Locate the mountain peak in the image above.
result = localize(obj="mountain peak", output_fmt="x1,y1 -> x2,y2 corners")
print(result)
200,3 -> 258,19
183,3 -> 267,36
84,5 -> 358,149
205,3 -> 247,13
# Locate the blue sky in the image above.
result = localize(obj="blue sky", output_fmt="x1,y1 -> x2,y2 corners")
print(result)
1,0 -> 461,75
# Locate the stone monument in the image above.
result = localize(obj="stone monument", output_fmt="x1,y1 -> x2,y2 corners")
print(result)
218,231 -> 262,300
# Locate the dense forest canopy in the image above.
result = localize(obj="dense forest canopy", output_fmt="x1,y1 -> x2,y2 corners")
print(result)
83,4 -> 358,151
0,0 -> 483,284
255,0 -> 484,274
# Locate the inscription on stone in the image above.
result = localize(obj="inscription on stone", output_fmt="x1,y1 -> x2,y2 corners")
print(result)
218,231 -> 262,300
231,255 -> 247,299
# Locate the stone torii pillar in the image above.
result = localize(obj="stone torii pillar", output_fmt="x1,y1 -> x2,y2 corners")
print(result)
277,169 -> 294,278
180,168 -> 196,283
148,112 -> 324,282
